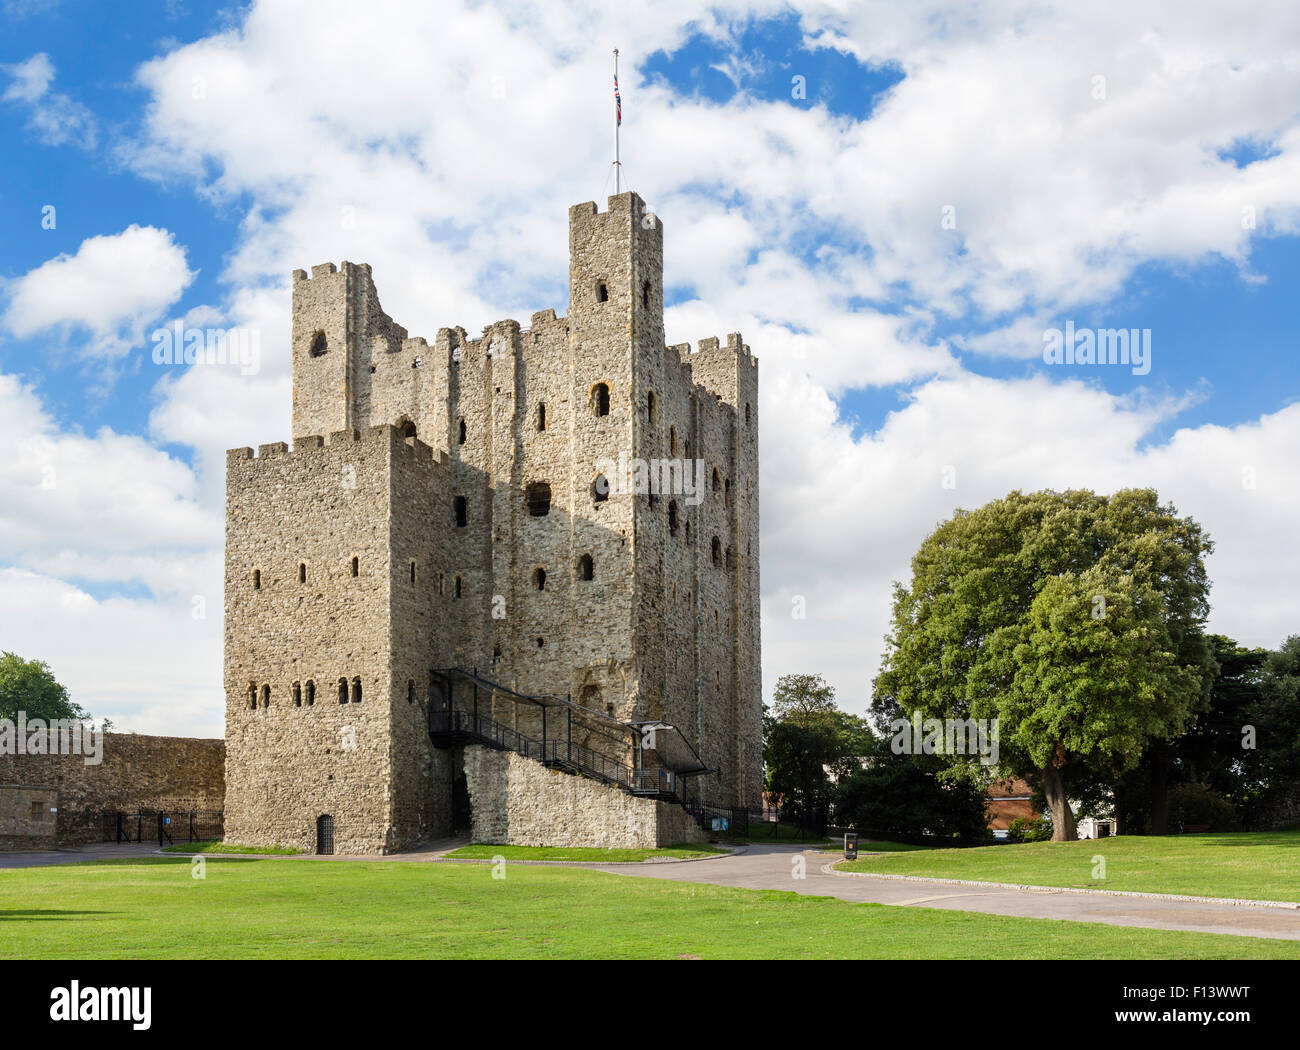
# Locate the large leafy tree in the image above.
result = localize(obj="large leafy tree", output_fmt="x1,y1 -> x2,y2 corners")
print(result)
874,489 -> 1213,841
0,652 -> 87,723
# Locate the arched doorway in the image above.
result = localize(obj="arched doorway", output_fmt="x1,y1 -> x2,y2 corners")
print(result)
316,814 -> 334,855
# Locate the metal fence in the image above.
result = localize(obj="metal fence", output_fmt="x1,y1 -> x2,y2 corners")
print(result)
106,810 -> 223,845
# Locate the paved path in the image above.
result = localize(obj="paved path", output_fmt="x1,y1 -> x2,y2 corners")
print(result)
588,844 -> 1300,941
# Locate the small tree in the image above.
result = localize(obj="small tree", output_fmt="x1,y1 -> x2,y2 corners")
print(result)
0,652 -> 87,723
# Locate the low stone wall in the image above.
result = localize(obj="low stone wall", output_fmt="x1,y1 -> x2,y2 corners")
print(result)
0,733 -> 225,847
464,746 -> 706,849
0,785 -> 59,850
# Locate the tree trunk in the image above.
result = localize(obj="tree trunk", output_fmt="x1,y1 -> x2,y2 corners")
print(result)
1149,752 -> 1169,835
1041,756 -> 1077,841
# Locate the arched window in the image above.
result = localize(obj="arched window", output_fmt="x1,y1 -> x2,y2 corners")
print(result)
647,390 -> 657,423
595,281 -> 608,303
457,418 -> 467,445
247,683 -> 257,711
536,403 -> 546,431
668,501 -> 679,536
351,556 -> 359,577
526,481 -> 551,517
299,563 -> 307,583
293,682 -> 302,707
252,569 -> 261,590
402,420 -> 417,440
577,554 -> 594,581
534,567 -> 546,591
711,536 -> 721,566
454,496 -> 468,527
260,684 -> 270,708
309,330 -> 327,356
592,475 -> 609,503
351,677 -> 362,704
338,678 -> 348,704
592,383 -> 610,417
305,680 -> 315,706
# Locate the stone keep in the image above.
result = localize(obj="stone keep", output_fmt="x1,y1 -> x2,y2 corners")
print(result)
224,192 -> 761,853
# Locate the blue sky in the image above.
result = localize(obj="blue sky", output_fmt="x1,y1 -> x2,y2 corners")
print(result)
2,0 -> 1298,734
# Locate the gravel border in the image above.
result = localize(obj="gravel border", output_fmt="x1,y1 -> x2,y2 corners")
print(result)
823,861 -> 1300,910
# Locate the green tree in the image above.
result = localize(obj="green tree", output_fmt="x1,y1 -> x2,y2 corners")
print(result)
764,674 -> 873,834
0,652 -> 87,723
875,489 -> 1213,841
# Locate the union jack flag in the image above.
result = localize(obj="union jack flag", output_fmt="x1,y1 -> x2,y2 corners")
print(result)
614,74 -> 622,126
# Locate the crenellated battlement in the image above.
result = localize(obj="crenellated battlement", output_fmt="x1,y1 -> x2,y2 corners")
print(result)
227,423 -> 440,469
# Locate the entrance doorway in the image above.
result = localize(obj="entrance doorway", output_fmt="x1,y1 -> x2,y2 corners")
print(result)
316,814 -> 334,855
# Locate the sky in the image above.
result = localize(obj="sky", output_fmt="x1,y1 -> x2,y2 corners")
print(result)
1,0 -> 1298,738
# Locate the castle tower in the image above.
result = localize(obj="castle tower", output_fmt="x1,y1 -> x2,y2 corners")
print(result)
224,193 -> 760,855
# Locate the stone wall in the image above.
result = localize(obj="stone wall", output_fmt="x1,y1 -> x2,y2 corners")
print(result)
0,785 -> 58,850
0,734 -> 224,847
463,745 -> 706,849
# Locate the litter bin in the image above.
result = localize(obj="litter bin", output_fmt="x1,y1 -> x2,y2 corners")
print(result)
844,832 -> 858,860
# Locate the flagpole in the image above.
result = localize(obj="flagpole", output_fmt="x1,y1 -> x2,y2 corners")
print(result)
614,48 -> 621,194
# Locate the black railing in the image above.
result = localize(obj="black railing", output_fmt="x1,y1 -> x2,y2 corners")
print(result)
540,739 -> 633,790
108,809 -> 223,844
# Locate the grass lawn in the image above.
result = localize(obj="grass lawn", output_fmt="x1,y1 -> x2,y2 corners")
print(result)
1,857 -> 1296,959
443,843 -> 729,863
838,829 -> 1300,903
160,840 -> 302,855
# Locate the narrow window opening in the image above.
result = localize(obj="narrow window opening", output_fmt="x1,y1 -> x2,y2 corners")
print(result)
247,683 -> 257,711
338,678 -> 348,704
578,554 -> 594,581
647,390 -> 657,422
457,418 -> 467,445
351,556 -> 359,577
454,496 -> 468,527
410,560 -> 417,583
351,677 -> 362,704
711,536 -> 721,566
402,421 -> 417,440
526,481 -> 552,517
305,680 -> 315,706
408,680 -> 415,704
309,330 -> 327,356
669,427 -> 678,456
595,281 -> 608,303
260,684 -> 270,708
536,403 -> 546,431
252,569 -> 261,590
454,575 -> 463,599
536,637 -> 544,648
642,280 -> 651,308
712,467 -> 721,494
299,563 -> 307,584
745,402 -> 751,424
592,383 -> 610,417
534,567 -> 546,591
593,475 -> 609,504
293,682 -> 302,707
668,501 -> 679,536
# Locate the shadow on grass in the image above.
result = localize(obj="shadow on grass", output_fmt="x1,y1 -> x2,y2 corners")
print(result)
0,910 -> 116,920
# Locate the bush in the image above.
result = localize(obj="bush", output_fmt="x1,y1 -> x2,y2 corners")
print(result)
1006,816 -> 1053,842
834,746 -> 991,843
1168,781 -> 1239,832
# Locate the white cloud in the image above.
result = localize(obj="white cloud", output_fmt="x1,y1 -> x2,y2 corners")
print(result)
3,225 -> 196,359
2,51 -> 97,149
